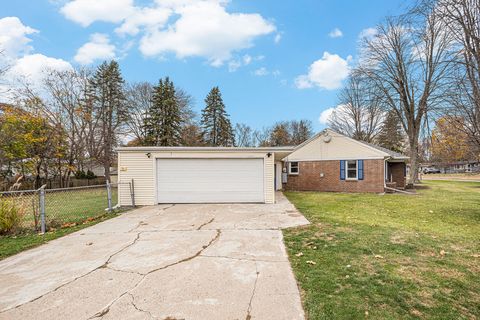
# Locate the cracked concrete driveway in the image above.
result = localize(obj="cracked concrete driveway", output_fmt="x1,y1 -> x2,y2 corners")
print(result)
0,193 -> 309,320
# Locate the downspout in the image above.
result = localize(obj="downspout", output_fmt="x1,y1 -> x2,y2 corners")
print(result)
384,157 -> 391,189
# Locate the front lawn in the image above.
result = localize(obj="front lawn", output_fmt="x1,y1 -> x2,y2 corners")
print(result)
284,180 -> 480,319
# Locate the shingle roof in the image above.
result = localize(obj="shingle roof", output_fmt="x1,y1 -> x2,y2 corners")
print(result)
356,140 -> 408,159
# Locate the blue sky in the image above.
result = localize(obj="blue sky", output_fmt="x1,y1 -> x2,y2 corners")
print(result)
0,0 -> 411,132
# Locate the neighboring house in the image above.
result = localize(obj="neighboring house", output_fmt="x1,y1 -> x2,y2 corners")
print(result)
116,129 -> 408,205
421,161 -> 480,174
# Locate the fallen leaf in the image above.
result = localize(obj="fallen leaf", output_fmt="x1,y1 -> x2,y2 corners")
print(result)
374,255 -> 384,259
472,254 -> 479,258
295,252 -> 304,257
86,242 -> 93,246
306,260 -> 316,265
440,250 -> 446,256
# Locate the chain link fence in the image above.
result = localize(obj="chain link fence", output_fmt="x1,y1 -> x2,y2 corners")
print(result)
0,181 -> 134,235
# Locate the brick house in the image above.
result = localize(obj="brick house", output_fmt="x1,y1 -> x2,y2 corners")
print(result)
280,129 -> 408,193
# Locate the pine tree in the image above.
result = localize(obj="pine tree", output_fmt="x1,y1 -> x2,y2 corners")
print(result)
88,60 -> 126,181
143,77 -> 182,146
201,87 -> 235,146
377,110 -> 404,153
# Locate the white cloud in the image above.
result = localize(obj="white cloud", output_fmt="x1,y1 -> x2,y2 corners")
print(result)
295,52 -> 352,90
227,54 -> 255,72
74,33 -> 116,65
274,33 -> 282,43
60,0 -> 135,27
328,28 -> 343,38
243,54 -> 252,65
139,1 -> 275,66
253,67 -> 269,76
319,107 -> 336,124
115,6 -> 171,36
358,27 -> 377,40
0,18 -> 73,100
0,17 -> 38,58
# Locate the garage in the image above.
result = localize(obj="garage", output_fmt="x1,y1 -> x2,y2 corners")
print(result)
156,158 -> 264,203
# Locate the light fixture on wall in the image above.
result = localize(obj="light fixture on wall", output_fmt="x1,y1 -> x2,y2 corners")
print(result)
267,152 -> 272,157
146,152 -> 151,158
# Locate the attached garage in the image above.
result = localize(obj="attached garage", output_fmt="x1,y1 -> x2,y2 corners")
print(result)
117,147 -> 293,205
156,158 -> 264,203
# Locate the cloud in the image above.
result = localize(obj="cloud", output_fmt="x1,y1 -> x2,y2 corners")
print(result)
0,18 -> 72,100
0,17 -> 38,58
60,0 -> 135,27
253,67 -> 268,76
115,6 -> 171,36
139,1 -> 275,66
358,27 -> 377,40
318,107 -> 336,124
274,33 -> 282,43
328,28 -> 343,38
295,52 -> 352,90
74,33 -> 116,65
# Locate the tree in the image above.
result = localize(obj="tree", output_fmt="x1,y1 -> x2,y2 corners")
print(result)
88,60 -> 127,181
125,82 -> 153,143
431,116 -> 473,163
377,110 -> 405,153
201,87 -> 235,146
358,3 -> 453,182
144,77 -> 182,146
269,121 -> 291,146
235,123 -> 255,147
328,72 -> 383,143
436,0 -> 480,156
290,119 -> 313,145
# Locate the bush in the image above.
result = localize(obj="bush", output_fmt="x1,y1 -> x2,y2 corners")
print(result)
74,170 -> 87,179
0,197 -> 24,234
86,170 -> 97,179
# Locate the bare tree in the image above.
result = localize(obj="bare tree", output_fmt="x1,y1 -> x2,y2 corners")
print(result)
358,3 -> 453,182
235,123 -> 255,147
125,82 -> 152,142
253,127 -> 271,147
328,72 -> 384,143
437,0 -> 480,156
290,119 -> 313,145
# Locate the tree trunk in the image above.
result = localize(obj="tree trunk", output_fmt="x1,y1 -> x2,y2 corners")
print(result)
408,138 -> 419,184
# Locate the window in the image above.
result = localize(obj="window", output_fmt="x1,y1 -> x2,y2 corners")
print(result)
346,160 -> 358,180
289,162 -> 299,175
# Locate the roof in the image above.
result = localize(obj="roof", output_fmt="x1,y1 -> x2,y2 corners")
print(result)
116,146 -> 296,152
356,140 -> 409,160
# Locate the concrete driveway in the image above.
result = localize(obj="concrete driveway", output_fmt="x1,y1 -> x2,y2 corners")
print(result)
0,193 -> 309,320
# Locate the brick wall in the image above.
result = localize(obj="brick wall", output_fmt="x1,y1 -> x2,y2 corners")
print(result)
283,159 -> 385,193
387,162 -> 406,189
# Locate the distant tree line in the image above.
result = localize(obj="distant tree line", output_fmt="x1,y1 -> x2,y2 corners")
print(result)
328,0 -> 480,181
0,60 -> 313,188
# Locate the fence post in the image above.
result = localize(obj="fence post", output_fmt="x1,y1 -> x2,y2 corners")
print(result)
39,185 -> 46,234
130,179 -> 135,207
106,180 -> 112,212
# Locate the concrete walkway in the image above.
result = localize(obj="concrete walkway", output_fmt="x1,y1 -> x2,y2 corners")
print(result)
0,193 -> 309,320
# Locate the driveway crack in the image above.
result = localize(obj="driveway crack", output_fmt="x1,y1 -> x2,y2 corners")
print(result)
197,217 -> 215,230
246,261 -> 260,320
89,229 -> 221,319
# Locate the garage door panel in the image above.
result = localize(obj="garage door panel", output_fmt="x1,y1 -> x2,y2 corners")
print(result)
156,158 -> 264,203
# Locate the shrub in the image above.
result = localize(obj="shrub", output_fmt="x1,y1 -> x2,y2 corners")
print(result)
0,197 -> 24,234
86,170 -> 97,179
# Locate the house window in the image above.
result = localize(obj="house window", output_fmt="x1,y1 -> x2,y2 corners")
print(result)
346,160 -> 358,180
289,162 -> 299,175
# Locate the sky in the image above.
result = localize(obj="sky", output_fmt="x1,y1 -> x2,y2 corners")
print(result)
0,0 -> 411,132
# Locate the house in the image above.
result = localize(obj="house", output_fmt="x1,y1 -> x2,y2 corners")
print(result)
116,129 -> 408,205
422,161 -> 480,174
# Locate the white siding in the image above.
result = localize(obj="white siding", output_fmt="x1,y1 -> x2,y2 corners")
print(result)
285,130 -> 388,162
118,151 -> 275,205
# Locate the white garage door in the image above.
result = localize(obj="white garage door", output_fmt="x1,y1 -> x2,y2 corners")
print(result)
156,158 -> 264,203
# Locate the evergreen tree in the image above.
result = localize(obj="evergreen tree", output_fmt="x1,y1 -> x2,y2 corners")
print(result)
143,77 -> 182,146
377,110 -> 404,153
201,87 -> 235,146
88,60 -> 127,181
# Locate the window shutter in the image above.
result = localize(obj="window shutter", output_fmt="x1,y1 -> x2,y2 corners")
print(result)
358,160 -> 364,180
340,160 -> 346,180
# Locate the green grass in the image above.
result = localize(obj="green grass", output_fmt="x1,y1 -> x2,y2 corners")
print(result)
283,180 -> 480,320
0,212 -> 118,260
